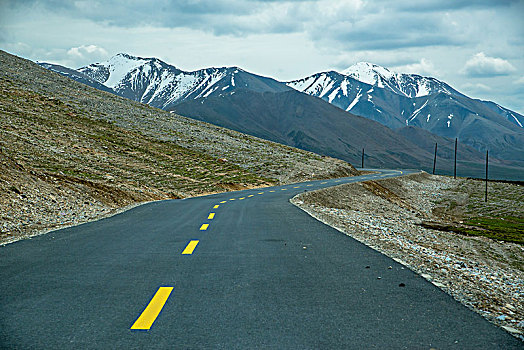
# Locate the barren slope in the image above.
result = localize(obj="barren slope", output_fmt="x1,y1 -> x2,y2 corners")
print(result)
0,50 -> 357,244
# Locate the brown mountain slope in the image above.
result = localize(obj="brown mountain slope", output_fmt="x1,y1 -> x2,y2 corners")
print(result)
0,50 -> 356,243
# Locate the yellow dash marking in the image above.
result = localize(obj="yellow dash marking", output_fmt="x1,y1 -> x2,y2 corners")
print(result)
258,192 -> 264,194
281,188 -> 287,191
269,190 -> 275,193
208,213 -> 215,220
321,182 -> 327,184
182,240 -> 199,255
213,205 -> 220,209
200,224 -> 209,230
239,197 -> 245,200
248,195 -> 254,197
400,171 -> 403,174
307,184 -> 313,187
220,201 -> 227,204
229,198 -> 235,201
131,287 -> 173,330
293,186 -> 300,188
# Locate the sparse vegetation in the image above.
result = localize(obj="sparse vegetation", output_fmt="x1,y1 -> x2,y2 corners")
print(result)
430,177 -> 523,244
0,50 -> 357,244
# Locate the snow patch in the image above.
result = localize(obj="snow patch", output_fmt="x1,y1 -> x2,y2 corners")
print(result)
416,80 -> 430,97
346,89 -> 362,111
510,113 -> 523,127
328,88 -> 340,103
408,100 -> 428,122
341,80 -> 348,96
342,62 -> 394,85
104,55 -> 149,88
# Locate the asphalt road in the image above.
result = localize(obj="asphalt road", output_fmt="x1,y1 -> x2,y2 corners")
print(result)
1,169 -> 521,349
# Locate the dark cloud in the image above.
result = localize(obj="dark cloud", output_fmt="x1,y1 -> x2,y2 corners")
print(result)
0,0 -> 516,50
380,0 -> 520,12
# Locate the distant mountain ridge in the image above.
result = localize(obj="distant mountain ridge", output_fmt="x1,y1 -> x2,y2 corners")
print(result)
74,53 -> 290,110
37,54 -> 524,168
341,62 -> 463,98
287,63 -> 524,163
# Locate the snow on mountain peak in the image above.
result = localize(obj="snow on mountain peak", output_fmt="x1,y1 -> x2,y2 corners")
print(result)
337,61 -> 458,98
341,62 -> 396,86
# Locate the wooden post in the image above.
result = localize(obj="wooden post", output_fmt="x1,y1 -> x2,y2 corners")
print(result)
432,142 -> 437,175
454,138 -> 457,179
361,148 -> 364,169
485,150 -> 488,202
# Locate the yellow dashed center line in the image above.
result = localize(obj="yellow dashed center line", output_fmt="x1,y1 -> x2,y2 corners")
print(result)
229,198 -> 235,201
269,190 -> 275,193
239,197 -> 245,200
208,213 -> 215,220
307,184 -> 313,187
200,224 -> 209,231
293,186 -> 300,188
131,287 -> 174,330
321,182 -> 327,184
248,195 -> 254,197
258,192 -> 264,194
220,201 -> 227,204
182,240 -> 199,255
213,205 -> 220,209
281,188 -> 287,191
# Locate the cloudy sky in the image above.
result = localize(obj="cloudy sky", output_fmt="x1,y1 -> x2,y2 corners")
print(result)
1,0 -> 523,113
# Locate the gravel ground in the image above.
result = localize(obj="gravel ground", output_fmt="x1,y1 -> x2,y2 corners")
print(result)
291,172 -> 524,340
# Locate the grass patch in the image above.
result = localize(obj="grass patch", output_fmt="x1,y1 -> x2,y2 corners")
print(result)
458,216 -> 524,244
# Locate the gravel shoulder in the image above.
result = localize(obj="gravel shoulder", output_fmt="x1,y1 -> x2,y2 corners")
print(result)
291,172 -> 524,340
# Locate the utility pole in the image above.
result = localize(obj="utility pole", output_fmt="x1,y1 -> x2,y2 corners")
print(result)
432,142 -> 437,175
485,150 -> 489,202
454,138 -> 457,179
361,148 -> 364,169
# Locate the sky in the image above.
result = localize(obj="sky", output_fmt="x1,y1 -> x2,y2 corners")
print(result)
1,0 -> 524,114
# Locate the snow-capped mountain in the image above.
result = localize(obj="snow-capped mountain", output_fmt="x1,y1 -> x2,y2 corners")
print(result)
38,55 -> 524,165
75,53 -> 290,110
38,62 -> 114,94
287,62 -> 523,129
287,64 -> 524,163
341,62 -> 462,98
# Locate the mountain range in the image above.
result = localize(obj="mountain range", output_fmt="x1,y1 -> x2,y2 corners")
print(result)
287,63 -> 524,163
38,54 -> 524,177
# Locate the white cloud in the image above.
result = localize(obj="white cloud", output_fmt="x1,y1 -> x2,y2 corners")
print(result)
462,82 -> 492,92
392,58 -> 437,76
515,76 -> 524,85
462,52 -> 516,77
66,45 -> 108,67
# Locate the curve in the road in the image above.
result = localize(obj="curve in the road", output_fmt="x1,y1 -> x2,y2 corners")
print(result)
1,169 -> 521,349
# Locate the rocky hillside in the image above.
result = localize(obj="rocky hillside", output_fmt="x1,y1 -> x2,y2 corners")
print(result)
0,50 -> 357,244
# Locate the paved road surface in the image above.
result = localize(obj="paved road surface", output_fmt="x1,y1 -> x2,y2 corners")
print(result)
1,169 -> 521,349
